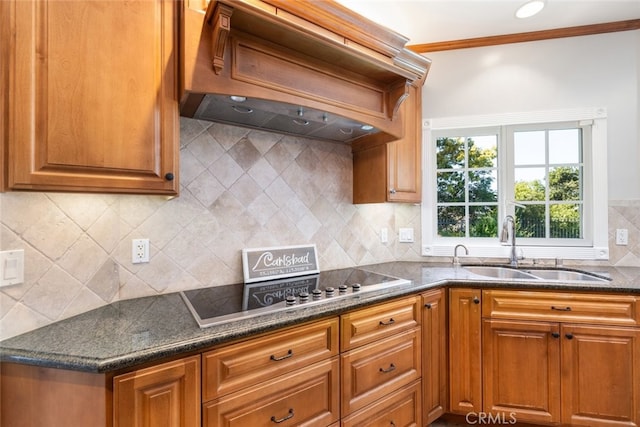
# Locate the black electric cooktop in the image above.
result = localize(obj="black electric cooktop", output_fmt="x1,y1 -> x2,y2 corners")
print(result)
181,268 -> 410,328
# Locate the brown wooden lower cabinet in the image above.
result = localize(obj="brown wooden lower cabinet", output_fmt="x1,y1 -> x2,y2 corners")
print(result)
448,288 -> 483,415
422,288 -> 447,424
113,355 -> 201,427
481,289 -> 640,427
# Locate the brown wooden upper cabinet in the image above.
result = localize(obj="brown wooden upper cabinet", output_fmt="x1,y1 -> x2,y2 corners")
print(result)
352,84 -> 422,204
2,0 -> 179,194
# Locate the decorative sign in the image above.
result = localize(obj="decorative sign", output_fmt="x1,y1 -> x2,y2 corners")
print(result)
242,244 -> 319,283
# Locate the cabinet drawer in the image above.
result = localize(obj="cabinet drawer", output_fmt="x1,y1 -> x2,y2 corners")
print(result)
203,317 -> 338,401
482,290 -> 640,326
341,296 -> 420,351
203,357 -> 339,427
342,328 -> 421,415
342,380 -> 422,427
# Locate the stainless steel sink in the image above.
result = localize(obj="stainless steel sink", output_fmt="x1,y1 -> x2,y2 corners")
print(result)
463,265 -> 610,283
463,266 -> 539,280
522,269 -> 609,282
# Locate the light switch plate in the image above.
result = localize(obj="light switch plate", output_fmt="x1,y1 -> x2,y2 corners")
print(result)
399,228 -> 415,243
0,249 -> 25,287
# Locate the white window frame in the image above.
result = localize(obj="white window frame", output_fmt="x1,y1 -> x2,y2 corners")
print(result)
421,107 -> 609,261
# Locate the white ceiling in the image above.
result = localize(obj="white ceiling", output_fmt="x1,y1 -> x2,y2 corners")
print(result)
336,0 -> 640,45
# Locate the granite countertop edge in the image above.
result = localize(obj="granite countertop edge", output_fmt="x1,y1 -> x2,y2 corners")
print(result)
2,261 -> 640,374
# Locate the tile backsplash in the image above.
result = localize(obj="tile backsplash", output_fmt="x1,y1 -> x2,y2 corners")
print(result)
0,118 -> 423,340
1,118 -> 639,340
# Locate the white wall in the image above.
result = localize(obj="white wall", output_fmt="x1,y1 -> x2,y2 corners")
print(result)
422,30 -> 640,200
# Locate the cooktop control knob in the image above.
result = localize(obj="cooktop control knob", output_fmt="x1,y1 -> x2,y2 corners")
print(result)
298,292 -> 309,303
352,283 -> 361,292
325,287 -> 335,297
311,289 -> 323,300
338,284 -> 348,293
285,295 -> 297,306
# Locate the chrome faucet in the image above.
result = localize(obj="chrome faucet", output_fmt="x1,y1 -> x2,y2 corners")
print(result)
500,215 -> 518,266
453,244 -> 469,265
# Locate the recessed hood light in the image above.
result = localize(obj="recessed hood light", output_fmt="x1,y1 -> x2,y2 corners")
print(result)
516,0 -> 545,18
229,95 -> 247,102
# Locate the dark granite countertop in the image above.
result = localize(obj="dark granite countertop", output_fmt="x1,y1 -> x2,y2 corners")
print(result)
2,261 -> 640,374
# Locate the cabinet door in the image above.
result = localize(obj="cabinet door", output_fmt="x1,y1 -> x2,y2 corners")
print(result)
449,288 -> 482,414
387,84 -> 421,203
483,319 -> 561,425
561,324 -> 640,427
422,288 -> 447,424
114,356 -> 200,427
6,0 -> 178,194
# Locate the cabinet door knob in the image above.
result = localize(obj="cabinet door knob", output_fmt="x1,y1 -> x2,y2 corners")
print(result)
425,303 -> 432,309
473,297 -> 480,304
389,188 -> 397,194
164,172 -> 175,181
551,332 -> 560,338
565,333 -> 574,340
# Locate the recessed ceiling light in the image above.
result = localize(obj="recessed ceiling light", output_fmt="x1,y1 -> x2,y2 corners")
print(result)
516,0 -> 545,19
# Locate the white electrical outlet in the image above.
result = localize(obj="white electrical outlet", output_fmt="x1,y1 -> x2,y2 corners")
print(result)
616,229 -> 629,246
132,239 -> 150,264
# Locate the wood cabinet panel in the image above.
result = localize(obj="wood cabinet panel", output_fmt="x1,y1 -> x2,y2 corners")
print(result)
342,380 -> 422,427
341,328 -> 421,415
202,318 -> 338,401
0,362 -> 110,427
5,0 -> 178,194
114,355 -> 201,427
422,288 -> 447,424
203,357 -> 340,427
482,289 -> 640,326
449,288 -> 482,414
352,85 -> 422,204
341,295 -> 420,351
561,323 -> 640,427
482,319 -> 561,425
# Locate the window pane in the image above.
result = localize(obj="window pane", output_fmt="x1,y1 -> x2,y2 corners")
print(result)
549,129 -> 580,164
437,171 -> 465,203
515,205 -> 546,238
549,166 -> 581,201
515,167 -> 546,202
550,204 -> 582,238
514,131 -> 545,165
438,206 -> 465,237
469,205 -> 498,237
436,137 -> 464,169
469,170 -> 497,202
469,135 -> 498,168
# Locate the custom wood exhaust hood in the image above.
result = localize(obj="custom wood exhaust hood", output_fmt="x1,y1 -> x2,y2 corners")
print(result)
180,0 -> 431,144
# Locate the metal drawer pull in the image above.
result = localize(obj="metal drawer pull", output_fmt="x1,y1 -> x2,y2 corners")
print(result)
551,306 -> 572,311
270,349 -> 293,361
379,318 -> 395,326
271,408 -> 294,424
379,363 -> 396,373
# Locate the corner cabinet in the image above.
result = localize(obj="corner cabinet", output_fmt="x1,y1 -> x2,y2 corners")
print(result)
352,84 -> 422,204
2,0 -> 179,194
